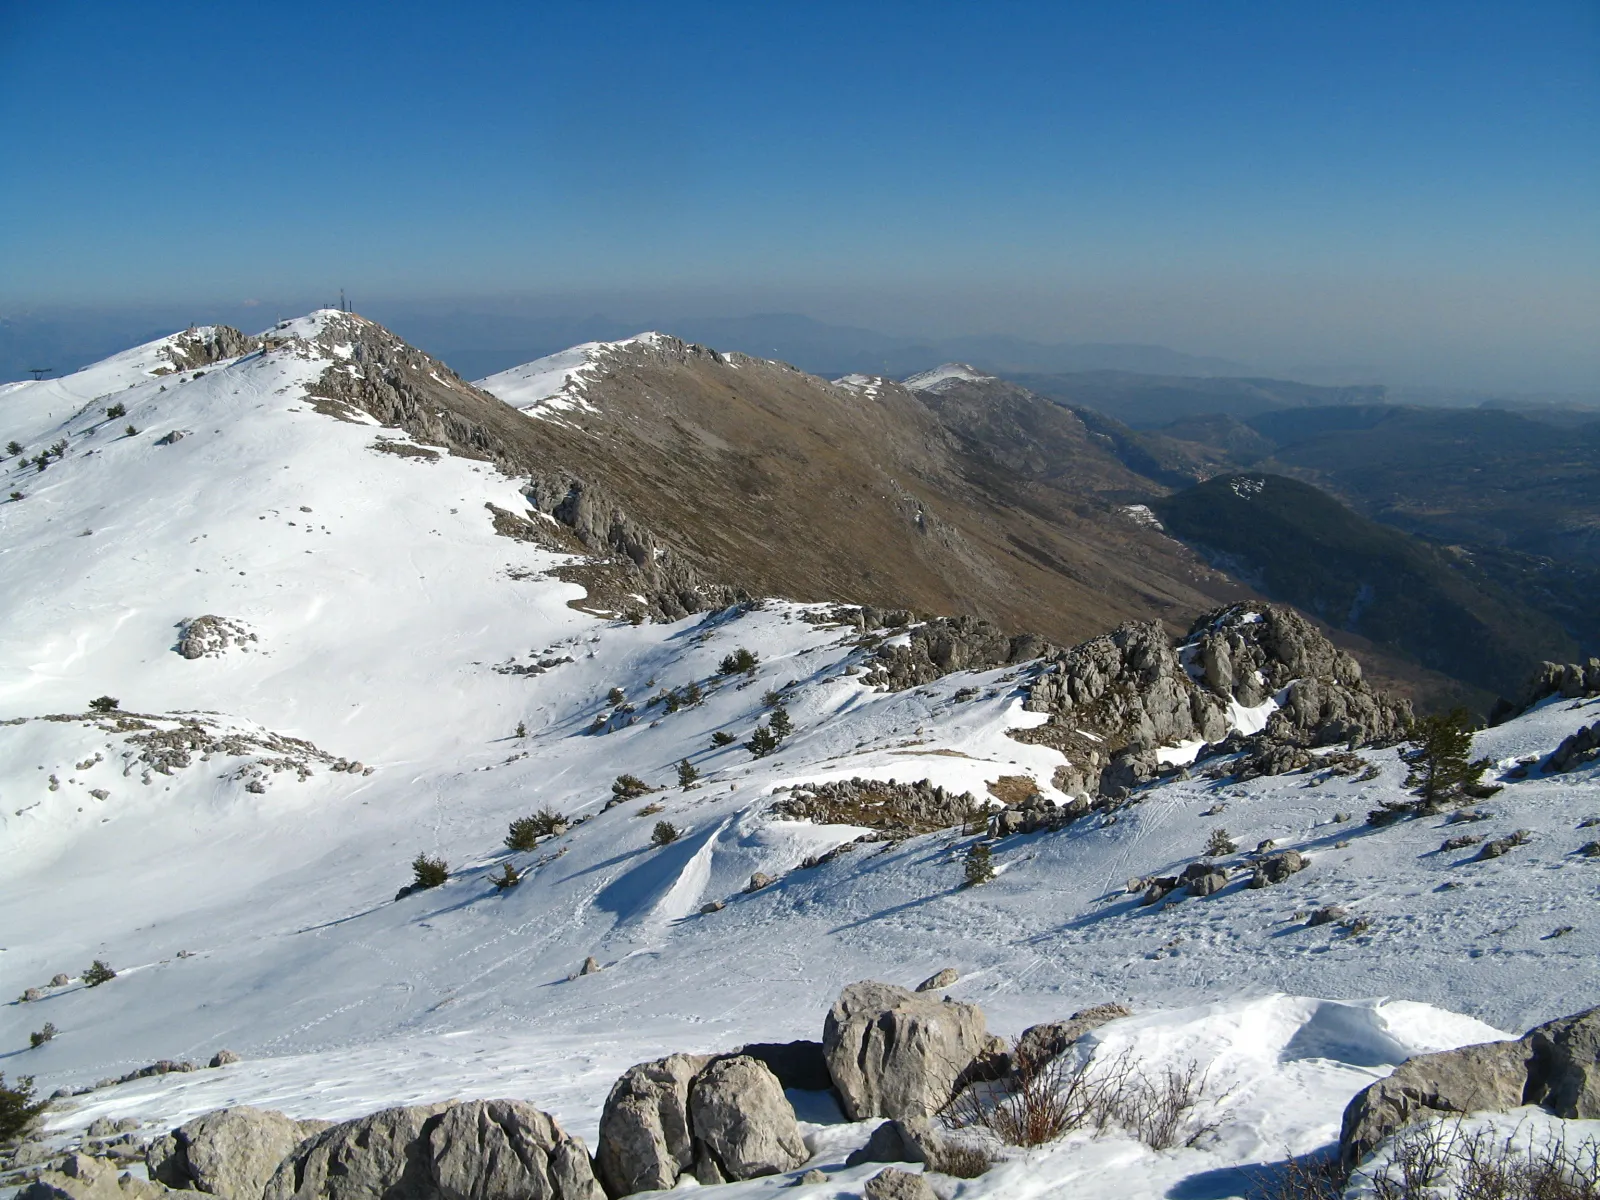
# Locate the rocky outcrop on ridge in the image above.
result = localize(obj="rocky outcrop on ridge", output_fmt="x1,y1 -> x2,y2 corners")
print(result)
262,1100 -> 601,1200
864,616 -> 1053,690
1017,604 -> 1411,799
1546,722 -> 1600,774
1492,659 -> 1600,724
1340,1005 -> 1600,1170
158,327 -> 262,373
769,778 -> 984,838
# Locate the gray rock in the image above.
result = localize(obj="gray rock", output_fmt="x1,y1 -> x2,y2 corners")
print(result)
745,872 -> 776,893
1015,1004 -> 1133,1070
862,1167 -> 937,1200
688,1056 -> 806,1180
22,987 -> 44,1002
844,1119 -> 931,1168
1187,870 -> 1228,897
699,901 -> 724,914
50,974 -> 70,988
576,956 -> 601,977
147,1106 -> 326,1200
823,980 -> 993,1121
87,1120 -> 117,1139
263,1100 -> 600,1200
209,1051 -> 240,1068
1249,850 -> 1306,888
19,1153 -> 183,1200
914,969 -> 959,993
797,1168 -> 826,1185
1307,906 -> 1348,927
595,1054 -> 711,1197
1524,1006 -> 1600,1117
1340,1040 -> 1529,1169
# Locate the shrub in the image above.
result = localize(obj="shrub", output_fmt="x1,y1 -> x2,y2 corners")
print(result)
9,492 -> 21,502
652,820 -> 680,846
661,689 -> 681,714
34,457 -> 47,472
1112,1059 -> 1216,1150
719,648 -> 759,676
677,758 -> 699,788
411,854 -> 449,889
505,816 -> 541,852
29,1023 -> 56,1049
1205,828 -> 1237,856
106,403 -> 127,419
607,687 -> 626,706
88,695 -> 120,713
531,807 -> 568,837
124,424 -> 138,437
768,706 -> 793,741
612,774 -> 651,800
0,1073 -> 48,1142
4,441 -> 21,457
747,724 -> 780,758
711,731 -> 736,747
682,681 -> 702,706
514,720 -> 527,739
637,802 -> 664,817
762,689 -> 783,708
964,842 -> 996,887
1253,1151 -> 1346,1200
83,959 -> 116,987
943,1040 -> 1130,1147
489,863 -> 522,890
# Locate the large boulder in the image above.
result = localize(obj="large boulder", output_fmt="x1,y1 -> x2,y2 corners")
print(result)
147,1106 -> 326,1200
862,1167 -> 938,1200
1340,1006 -> 1600,1170
262,1100 -> 601,1200
687,1056 -> 807,1183
823,980 -> 995,1121
594,1053 -> 710,1197
1014,1004 -> 1133,1071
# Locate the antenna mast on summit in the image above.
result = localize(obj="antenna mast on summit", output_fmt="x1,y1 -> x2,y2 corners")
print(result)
339,288 -> 348,313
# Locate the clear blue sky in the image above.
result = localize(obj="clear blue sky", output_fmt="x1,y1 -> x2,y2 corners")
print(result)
2,0 -> 1596,386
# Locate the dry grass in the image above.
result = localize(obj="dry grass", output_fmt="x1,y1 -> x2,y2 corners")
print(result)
1362,1120 -> 1600,1200
987,775 -> 1041,806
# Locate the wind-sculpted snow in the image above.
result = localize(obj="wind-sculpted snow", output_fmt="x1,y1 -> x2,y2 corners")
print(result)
2,315 -> 1598,1200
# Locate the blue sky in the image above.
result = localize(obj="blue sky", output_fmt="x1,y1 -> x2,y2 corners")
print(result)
1,0 -> 1596,386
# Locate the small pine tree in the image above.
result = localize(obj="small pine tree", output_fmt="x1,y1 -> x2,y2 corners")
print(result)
682,680 -> 702,706
710,731 -> 736,747
411,854 -> 449,889
515,720 -> 527,739
747,724 -> 780,758
762,689 -> 783,708
4,441 -> 21,457
719,648 -> 759,676
677,758 -> 699,789
505,816 -> 541,852
9,492 -> 22,502
607,687 -> 626,706
489,862 -> 522,890
82,960 -> 116,987
662,689 -> 682,714
0,1072 -> 48,1142
106,403 -> 127,419
1404,708 -> 1489,808
768,706 -> 793,741
124,424 -> 138,437
612,774 -> 650,799
1205,827 -> 1237,857
651,820 -> 680,846
29,1023 -> 56,1049
532,806 -> 567,837
964,842 -> 996,887
88,696 -> 120,713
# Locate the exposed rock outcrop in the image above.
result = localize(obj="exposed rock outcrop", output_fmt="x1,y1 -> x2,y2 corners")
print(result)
1018,604 -> 1411,799
1491,659 -> 1600,724
176,616 -> 256,660
147,1107 -> 327,1200
1340,1006 -> 1600,1170
262,1100 -> 601,1200
864,616 -> 1052,690
595,1054 -> 710,1196
823,981 -> 997,1121
770,778 -> 983,838
160,327 -> 262,372
21,1153 -> 183,1200
1546,723 -> 1600,774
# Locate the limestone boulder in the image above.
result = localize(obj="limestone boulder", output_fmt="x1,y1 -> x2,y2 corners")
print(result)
594,1053 -> 710,1198
687,1056 -> 806,1182
262,1100 -> 600,1200
147,1106 -> 324,1200
823,980 -> 993,1121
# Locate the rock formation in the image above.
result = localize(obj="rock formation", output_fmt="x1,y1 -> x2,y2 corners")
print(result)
147,1107 -> 327,1199
822,981 -> 998,1121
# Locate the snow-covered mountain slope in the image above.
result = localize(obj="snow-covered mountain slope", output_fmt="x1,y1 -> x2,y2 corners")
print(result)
903,363 -> 998,394
2,316 -> 1598,1198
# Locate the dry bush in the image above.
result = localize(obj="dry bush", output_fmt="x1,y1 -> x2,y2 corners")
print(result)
1255,1152 -> 1346,1200
1110,1058 -> 1218,1150
1363,1120 -> 1600,1200
943,1042 -> 1216,1152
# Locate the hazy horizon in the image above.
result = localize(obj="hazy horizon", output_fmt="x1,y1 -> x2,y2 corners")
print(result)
3,0 -> 1596,391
